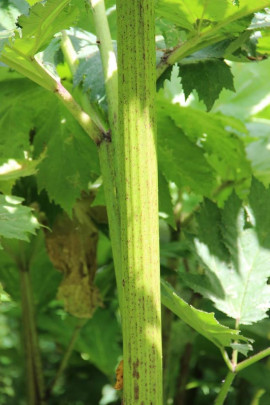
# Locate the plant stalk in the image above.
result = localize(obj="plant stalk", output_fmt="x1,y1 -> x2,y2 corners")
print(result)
89,0 -> 122,308
47,319 -> 86,396
89,0 -> 118,131
61,30 -> 78,75
214,371 -> 235,405
19,265 -> 46,405
236,347 -> 270,372
117,0 -> 162,403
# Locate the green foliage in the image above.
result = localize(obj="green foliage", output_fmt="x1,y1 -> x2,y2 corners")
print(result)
157,87 -> 252,201
33,97 -> 100,213
179,59 -> 235,111
188,180 -> 270,325
161,279 -> 249,350
1,0 -> 270,403
0,195 -> 39,249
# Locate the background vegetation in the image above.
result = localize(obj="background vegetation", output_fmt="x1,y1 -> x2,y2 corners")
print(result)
1,1 -> 270,404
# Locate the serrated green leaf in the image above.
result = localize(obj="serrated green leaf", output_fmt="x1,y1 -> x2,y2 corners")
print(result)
161,279 -> 249,350
0,154 -> 45,194
230,342 -> 253,356
156,17 -> 185,48
0,0 -> 29,31
156,0 -> 270,33
73,52 -> 106,104
34,100 -> 100,214
179,59 -> 235,111
0,195 -> 39,248
0,0 -> 79,90
157,97 -> 217,197
158,93 -> 252,198
17,0 -> 79,55
0,79 -> 41,164
191,179 -> 270,325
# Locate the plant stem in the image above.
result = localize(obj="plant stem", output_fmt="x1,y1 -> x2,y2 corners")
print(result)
60,30 -> 109,136
54,81 -> 103,143
98,142 -> 122,308
47,319 -> 86,396
89,0 -> 118,131
250,389 -> 266,405
89,0 -> 122,308
19,263 -> 46,405
117,0 -> 162,403
235,347 -> 270,372
214,371 -> 235,405
231,318 -> 240,370
2,47 -> 105,143
61,30 -> 78,75
220,348 -> 234,372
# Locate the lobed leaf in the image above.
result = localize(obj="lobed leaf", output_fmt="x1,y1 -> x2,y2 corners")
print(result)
157,98 -> 217,197
34,97 -> 100,214
156,0 -> 270,34
190,179 -> 270,325
157,91 -> 252,200
179,59 -> 235,111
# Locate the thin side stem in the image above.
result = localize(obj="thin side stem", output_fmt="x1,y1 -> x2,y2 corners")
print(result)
220,348 -> 234,372
232,319 -> 240,370
214,372 -> 235,405
60,30 -> 109,136
89,0 -> 118,130
89,0 -> 122,307
54,81 -> 102,143
235,348 -> 270,373
20,265 -> 46,405
61,31 -> 79,75
98,142 -> 122,309
117,0 -> 162,403
250,389 -> 266,405
156,3 -> 270,78
47,319 -> 86,396
2,47 -> 104,143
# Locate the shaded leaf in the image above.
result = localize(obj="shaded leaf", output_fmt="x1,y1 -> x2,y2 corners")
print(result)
158,92 -> 252,199
157,98 -> 216,197
191,179 -> 270,325
34,96 -> 100,213
161,279 -> 250,350
38,308 -> 121,376
0,233 -> 61,308
0,195 -> 39,248
180,59 -> 235,111
17,0 -> 79,55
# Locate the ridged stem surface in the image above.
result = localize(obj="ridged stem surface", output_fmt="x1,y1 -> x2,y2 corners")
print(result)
117,0 -> 162,403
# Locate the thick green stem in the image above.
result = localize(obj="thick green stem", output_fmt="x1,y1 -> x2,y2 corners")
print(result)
20,266 -> 46,405
214,371 -> 235,405
117,0 -> 162,403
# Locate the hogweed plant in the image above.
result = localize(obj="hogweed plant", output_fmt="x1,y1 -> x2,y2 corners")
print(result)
1,0 -> 270,404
